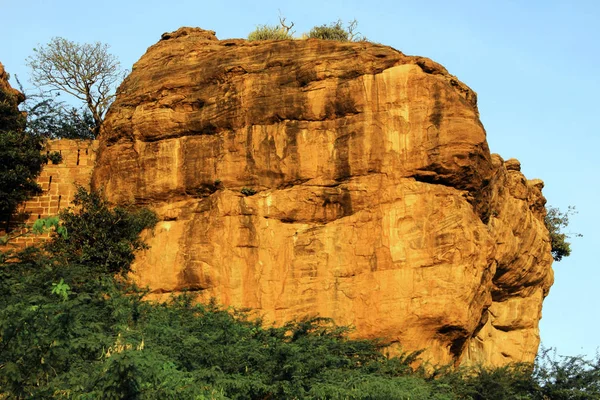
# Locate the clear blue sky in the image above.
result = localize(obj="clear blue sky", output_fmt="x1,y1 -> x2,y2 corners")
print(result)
1,0 -> 598,358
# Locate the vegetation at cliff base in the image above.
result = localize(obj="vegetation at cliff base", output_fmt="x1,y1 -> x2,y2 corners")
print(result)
1,189 -> 599,399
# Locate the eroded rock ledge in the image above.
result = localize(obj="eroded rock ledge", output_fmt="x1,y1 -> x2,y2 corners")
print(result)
93,27 -> 554,366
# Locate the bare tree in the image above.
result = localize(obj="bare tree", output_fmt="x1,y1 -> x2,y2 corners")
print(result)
27,37 -> 122,137
278,13 -> 295,36
346,19 -> 365,42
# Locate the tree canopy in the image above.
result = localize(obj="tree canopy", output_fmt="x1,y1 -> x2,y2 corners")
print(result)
22,94 -> 96,139
27,37 -> 123,137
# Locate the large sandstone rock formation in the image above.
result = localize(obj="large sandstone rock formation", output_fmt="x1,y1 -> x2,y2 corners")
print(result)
93,28 -> 554,366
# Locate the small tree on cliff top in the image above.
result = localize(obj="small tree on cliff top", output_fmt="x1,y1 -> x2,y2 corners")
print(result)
27,37 -> 123,138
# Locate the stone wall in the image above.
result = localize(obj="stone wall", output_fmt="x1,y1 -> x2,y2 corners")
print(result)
1,139 -> 97,249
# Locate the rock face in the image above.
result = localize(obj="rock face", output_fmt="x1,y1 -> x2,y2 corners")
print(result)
93,28 -> 554,366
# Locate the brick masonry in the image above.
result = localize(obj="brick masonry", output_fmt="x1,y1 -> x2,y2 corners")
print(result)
1,139 -> 98,249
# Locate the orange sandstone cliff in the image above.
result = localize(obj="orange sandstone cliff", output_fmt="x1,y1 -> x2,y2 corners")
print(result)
92,28 -> 554,366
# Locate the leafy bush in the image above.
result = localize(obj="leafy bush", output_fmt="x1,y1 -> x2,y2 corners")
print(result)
307,19 -> 366,42
23,95 -> 96,139
47,150 -> 63,164
46,187 -> 158,276
248,15 -> 295,41
308,20 -> 351,41
248,24 -> 293,41
545,205 -> 581,261
241,187 -> 257,196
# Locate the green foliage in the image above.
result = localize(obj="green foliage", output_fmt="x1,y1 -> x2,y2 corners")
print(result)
533,347 -> 600,399
46,187 -> 158,276
47,150 -> 63,163
51,278 -> 71,301
307,19 -> 366,42
247,16 -> 371,42
241,187 -> 257,196
0,130 -> 45,223
0,188 -> 158,397
0,85 -> 26,132
545,205 -> 581,261
0,85 -> 46,229
32,215 -> 67,237
433,363 -> 537,399
22,94 -> 96,139
248,24 -> 293,41
308,20 -> 350,41
248,14 -> 295,41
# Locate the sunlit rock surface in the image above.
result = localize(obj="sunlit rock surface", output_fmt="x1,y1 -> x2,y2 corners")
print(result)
93,28 -> 554,366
